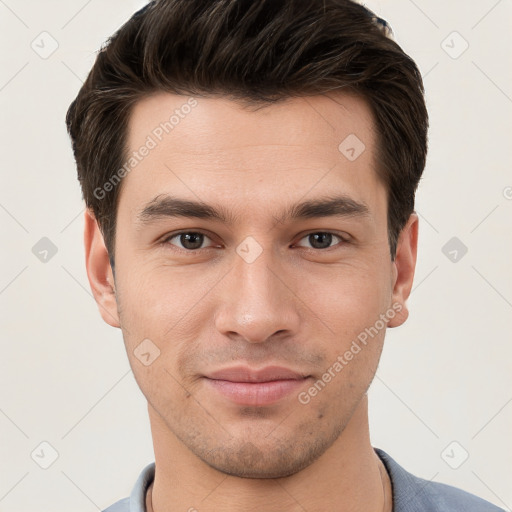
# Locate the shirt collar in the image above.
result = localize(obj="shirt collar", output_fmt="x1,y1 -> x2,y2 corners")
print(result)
130,461 -> 155,512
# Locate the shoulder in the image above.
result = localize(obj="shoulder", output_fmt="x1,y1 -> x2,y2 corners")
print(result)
102,497 -> 130,512
101,462 -> 155,512
425,479 -> 506,511
375,448 -> 506,512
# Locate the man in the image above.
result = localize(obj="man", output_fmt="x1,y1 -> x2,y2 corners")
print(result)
66,0 -> 504,510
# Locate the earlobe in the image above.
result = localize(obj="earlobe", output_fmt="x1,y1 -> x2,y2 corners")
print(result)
387,213 -> 418,328
83,209 -> 120,328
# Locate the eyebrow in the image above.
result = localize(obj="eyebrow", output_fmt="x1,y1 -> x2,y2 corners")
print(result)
136,193 -> 371,227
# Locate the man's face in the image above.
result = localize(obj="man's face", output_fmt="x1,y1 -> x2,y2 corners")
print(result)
93,92 -> 411,478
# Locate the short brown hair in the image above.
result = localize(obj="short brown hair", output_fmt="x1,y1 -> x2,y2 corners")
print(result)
66,0 -> 428,264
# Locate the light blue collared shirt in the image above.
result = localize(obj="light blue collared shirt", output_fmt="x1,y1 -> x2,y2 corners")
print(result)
102,448 -> 506,511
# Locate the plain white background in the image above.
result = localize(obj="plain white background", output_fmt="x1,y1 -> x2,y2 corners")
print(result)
0,0 -> 511,510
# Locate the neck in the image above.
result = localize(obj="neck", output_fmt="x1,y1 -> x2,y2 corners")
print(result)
146,395 -> 391,512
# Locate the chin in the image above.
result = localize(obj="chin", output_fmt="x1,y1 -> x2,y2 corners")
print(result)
196,437 -> 331,479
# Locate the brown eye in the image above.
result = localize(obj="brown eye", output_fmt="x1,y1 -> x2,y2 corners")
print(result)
164,232 -> 213,251
296,232 -> 346,250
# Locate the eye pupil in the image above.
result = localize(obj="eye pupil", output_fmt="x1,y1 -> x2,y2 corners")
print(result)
309,232 -> 332,249
171,231 -> 340,252
181,232 -> 203,250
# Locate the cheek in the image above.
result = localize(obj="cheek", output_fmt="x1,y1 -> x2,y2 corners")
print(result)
131,359 -> 197,424
115,264 -> 219,394
297,329 -> 384,422
300,264 -> 391,337
116,262 -> 217,339
114,281 -> 182,399
297,266 -> 390,398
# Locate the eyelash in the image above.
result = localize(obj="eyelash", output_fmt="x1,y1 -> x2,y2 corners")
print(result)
160,230 -> 350,253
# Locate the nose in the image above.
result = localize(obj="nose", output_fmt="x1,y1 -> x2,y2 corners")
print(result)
214,239 -> 301,344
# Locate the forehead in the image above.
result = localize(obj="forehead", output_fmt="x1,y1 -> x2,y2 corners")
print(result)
127,90 -> 376,154
119,91 -> 383,221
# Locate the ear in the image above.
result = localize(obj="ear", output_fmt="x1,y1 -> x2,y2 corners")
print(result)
387,213 -> 418,328
83,209 -> 120,328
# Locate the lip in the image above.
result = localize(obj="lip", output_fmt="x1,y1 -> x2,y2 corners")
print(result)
205,365 -> 309,382
203,366 -> 310,406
